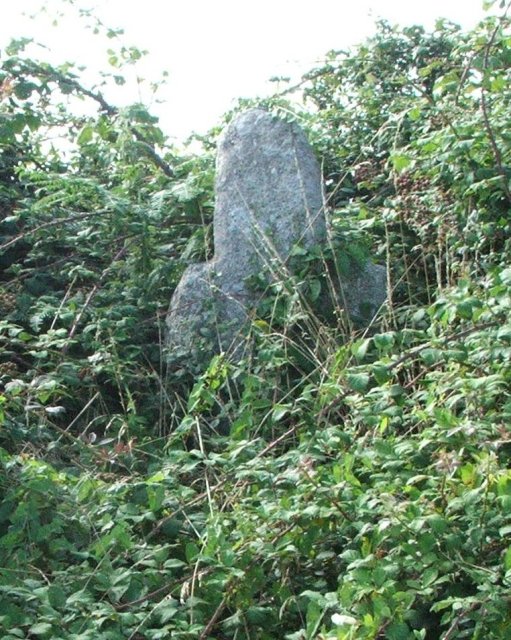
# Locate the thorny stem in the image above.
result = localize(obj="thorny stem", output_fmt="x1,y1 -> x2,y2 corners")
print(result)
199,595 -> 229,640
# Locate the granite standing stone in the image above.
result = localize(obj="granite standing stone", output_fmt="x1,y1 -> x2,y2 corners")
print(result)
165,109 -> 386,360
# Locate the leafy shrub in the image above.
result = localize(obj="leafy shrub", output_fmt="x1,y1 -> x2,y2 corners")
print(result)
0,5 -> 510,640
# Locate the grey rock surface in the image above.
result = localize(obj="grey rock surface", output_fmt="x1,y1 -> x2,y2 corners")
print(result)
213,109 -> 326,279
340,262 -> 387,323
165,108 -> 386,360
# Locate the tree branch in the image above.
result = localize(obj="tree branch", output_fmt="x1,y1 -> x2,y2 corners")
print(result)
29,64 -> 175,177
0,210 -> 104,252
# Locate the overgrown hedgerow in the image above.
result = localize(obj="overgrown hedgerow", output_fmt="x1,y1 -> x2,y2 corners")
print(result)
0,3 -> 510,639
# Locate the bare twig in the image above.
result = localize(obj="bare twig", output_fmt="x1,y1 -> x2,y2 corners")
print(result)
254,424 -> 298,459
199,595 -> 229,640
55,391 -> 100,442
117,569 -> 213,612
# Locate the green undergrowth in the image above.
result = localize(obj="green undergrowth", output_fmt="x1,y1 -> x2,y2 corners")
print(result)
1,4 -> 511,639
1,267 -> 510,640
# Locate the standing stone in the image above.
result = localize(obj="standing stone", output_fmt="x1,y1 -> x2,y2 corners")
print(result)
213,109 -> 326,280
166,109 -> 386,360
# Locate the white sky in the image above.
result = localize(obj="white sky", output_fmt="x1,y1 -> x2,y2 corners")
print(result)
1,0 -> 490,144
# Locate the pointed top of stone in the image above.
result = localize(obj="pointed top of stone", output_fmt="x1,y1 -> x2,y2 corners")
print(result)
214,108 -> 326,277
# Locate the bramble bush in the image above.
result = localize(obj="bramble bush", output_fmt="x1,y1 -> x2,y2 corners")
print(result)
0,3 -> 510,639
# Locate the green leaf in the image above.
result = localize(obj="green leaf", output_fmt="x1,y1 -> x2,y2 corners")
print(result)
373,332 -> 395,351
14,81 -> 37,100
29,623 -> 53,636
148,485 -> 165,511
185,542 -> 199,562
48,585 -> 66,609
504,546 -> 511,571
420,348 -> 443,365
499,267 -> 511,285
408,106 -> 421,121
391,153 -> 413,172
423,567 -> 439,587
308,278 -> 321,302
305,599 -> 324,638
386,622 -> 411,640
147,471 -> 166,483
372,364 -> 391,385
77,125 -> 94,145
290,244 -> 307,256
346,372 -> 370,393
351,338 -> 371,360
272,404 -> 290,422
158,598 -> 178,623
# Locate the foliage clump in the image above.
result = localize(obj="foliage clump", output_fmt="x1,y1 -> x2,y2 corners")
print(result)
0,5 -> 510,639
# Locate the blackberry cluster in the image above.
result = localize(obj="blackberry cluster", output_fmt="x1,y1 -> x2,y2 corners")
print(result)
395,172 -> 457,250
0,290 -> 17,314
353,161 -> 379,184
0,361 -> 18,379
395,172 -> 430,194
